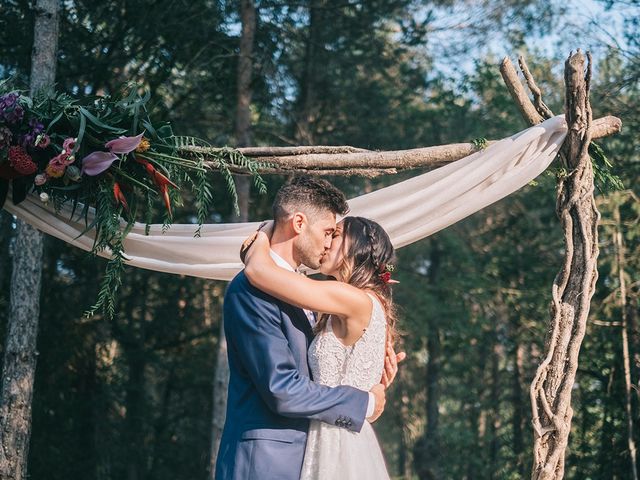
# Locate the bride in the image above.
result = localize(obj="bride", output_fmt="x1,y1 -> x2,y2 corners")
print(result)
243,215 -> 397,480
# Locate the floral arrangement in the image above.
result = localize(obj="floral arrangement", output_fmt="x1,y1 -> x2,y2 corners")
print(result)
0,81 -> 267,318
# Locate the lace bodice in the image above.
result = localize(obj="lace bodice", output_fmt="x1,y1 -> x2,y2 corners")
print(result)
308,293 -> 386,391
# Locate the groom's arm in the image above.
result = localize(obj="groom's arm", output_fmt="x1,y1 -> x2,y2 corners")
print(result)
225,284 -> 370,432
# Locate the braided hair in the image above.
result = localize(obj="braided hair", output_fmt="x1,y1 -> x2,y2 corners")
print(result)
315,216 -> 399,344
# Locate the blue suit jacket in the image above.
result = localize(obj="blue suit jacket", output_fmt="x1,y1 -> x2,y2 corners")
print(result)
215,271 -> 369,480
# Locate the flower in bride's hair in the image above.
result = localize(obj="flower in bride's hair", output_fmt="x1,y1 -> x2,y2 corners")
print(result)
378,264 -> 399,284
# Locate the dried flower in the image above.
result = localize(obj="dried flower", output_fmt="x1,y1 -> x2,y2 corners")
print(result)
135,137 -> 151,153
8,146 -> 37,175
45,160 -> 66,178
35,134 -> 51,148
35,173 -> 48,186
65,165 -> 81,182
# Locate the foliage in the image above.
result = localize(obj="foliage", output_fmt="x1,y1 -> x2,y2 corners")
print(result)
0,0 -> 638,479
0,82 -> 266,319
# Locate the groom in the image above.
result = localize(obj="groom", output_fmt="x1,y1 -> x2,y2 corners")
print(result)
215,176 -> 388,480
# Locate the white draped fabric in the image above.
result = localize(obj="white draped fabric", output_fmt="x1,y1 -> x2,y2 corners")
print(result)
2,115 -> 567,281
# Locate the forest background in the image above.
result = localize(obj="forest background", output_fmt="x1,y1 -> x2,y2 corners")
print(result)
0,0 -> 638,479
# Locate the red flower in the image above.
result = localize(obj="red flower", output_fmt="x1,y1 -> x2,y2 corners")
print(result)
135,156 -> 177,215
113,182 -> 129,211
379,271 -> 392,283
8,146 -> 37,175
160,184 -> 172,216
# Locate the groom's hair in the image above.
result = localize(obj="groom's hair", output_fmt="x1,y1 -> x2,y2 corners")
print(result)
272,175 -> 349,224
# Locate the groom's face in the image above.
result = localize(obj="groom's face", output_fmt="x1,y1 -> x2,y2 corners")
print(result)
295,209 -> 336,269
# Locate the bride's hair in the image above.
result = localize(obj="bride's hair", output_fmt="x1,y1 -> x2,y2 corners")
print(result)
315,216 -> 399,344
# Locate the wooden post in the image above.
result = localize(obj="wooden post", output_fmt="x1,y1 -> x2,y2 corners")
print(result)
529,51 -> 600,480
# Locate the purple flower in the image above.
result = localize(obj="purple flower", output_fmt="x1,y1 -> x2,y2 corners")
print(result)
28,118 -> 44,132
0,92 -> 18,110
62,137 -> 77,154
0,93 -> 24,125
36,134 -> 51,148
21,118 -> 46,147
80,151 -> 119,176
105,133 -> 144,154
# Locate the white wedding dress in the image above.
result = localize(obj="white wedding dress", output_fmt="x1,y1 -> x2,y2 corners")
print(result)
301,293 -> 391,480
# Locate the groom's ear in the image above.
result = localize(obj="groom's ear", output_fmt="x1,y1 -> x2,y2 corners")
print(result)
291,212 -> 306,234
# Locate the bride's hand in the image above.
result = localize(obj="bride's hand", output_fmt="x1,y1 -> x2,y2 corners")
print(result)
240,221 -> 274,264
381,339 -> 406,388
258,219 -> 274,238
240,231 -> 260,264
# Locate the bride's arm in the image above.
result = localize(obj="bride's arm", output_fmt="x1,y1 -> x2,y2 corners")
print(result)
243,231 -> 370,321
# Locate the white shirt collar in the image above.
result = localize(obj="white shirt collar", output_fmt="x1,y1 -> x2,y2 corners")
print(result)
269,249 -> 297,272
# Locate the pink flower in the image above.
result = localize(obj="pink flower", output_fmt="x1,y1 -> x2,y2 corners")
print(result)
36,134 -> 51,149
34,173 -> 48,185
45,161 -> 66,178
105,133 -> 144,155
62,137 -> 76,153
49,152 -> 72,167
80,151 -> 119,176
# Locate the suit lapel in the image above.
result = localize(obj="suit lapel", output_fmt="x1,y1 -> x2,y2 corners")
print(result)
282,303 -> 314,343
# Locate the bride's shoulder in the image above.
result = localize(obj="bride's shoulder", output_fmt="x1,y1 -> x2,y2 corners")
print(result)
362,289 -> 383,307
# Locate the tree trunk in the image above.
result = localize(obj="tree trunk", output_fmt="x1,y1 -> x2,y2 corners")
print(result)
209,1 -> 255,476
396,367 -> 413,479
597,367 -> 616,478
232,0 -> 256,222
124,350 -> 146,480
418,239 -> 442,480
489,342 -> 501,480
0,212 -> 12,290
0,1 -> 59,478
512,340 -> 527,476
121,274 -> 149,480
613,202 -> 639,480
295,0 -> 324,145
529,51 -> 600,480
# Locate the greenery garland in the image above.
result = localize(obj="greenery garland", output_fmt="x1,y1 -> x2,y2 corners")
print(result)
0,81 -> 267,319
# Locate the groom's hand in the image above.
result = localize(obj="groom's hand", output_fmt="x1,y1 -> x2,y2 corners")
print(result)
381,339 -> 406,389
367,384 -> 386,423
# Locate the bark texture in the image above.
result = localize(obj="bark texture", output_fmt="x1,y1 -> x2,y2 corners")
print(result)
0,1 -> 58,478
179,114 -> 620,177
529,51 -> 600,480
613,202 -> 639,480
